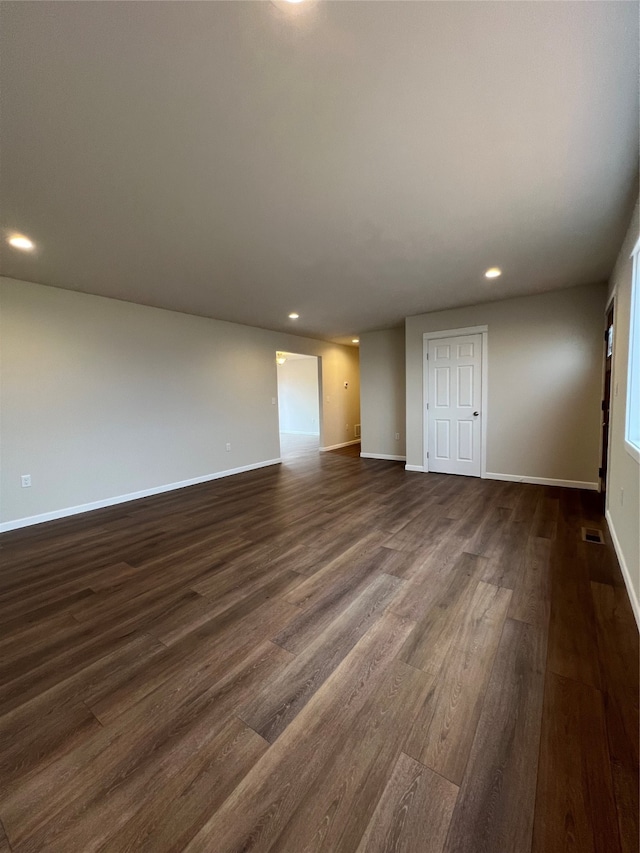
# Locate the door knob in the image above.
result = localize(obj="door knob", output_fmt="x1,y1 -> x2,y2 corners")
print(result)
473,411 -> 479,416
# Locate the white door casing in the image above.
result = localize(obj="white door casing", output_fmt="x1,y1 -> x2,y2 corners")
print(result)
426,333 -> 483,476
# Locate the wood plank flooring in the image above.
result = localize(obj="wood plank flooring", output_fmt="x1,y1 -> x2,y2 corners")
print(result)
0,438 -> 637,852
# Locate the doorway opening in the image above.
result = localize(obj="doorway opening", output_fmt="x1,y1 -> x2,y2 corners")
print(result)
276,352 -> 321,460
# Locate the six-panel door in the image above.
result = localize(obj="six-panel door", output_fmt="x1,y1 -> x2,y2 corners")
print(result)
427,333 -> 482,476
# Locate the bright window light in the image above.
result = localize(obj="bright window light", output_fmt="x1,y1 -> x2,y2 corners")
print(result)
625,237 -> 640,461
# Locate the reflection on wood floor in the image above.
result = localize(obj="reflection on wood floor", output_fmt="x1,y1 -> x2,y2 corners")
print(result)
279,432 -> 320,460
0,445 -> 637,852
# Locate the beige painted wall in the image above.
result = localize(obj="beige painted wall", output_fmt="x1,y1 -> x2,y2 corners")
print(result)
0,277 -> 360,527
606,200 -> 640,616
360,328 -> 406,459
405,283 -> 606,484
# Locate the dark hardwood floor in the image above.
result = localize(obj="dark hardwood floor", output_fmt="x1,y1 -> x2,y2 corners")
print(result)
0,439 -> 637,852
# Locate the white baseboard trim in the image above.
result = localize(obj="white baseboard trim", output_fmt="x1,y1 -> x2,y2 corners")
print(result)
405,464 -> 425,473
319,440 -> 361,452
605,509 -> 640,631
484,472 -> 599,491
360,452 -> 406,462
0,458 -> 283,533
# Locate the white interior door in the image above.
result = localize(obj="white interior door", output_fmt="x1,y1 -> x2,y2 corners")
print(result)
427,334 -> 482,476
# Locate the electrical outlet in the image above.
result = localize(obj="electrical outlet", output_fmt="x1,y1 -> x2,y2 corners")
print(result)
620,487 -> 624,506
346,424 -> 349,431
271,397 -> 276,405
395,432 -> 400,440
226,443 -> 231,452
21,474 -> 31,488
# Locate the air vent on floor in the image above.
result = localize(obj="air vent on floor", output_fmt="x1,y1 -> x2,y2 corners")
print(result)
581,527 -> 604,545
354,424 -> 361,438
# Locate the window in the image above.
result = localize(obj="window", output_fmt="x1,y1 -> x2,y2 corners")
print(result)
626,236 -> 640,461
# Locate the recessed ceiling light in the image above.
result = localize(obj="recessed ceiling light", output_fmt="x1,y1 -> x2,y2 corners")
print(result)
8,234 -> 34,251
288,312 -> 299,319
352,339 -> 360,344
271,0 -> 314,14
484,267 -> 502,279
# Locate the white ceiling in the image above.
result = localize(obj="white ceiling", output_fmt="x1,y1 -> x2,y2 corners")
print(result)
1,1 -> 638,344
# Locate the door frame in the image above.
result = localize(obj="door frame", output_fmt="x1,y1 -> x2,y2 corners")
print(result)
422,326 -> 488,476
599,295 -> 615,501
